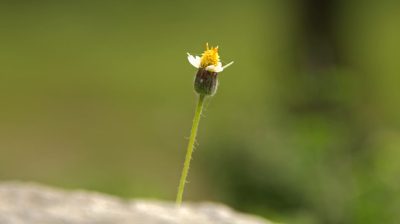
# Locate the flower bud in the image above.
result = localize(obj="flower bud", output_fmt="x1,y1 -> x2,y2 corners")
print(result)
194,68 -> 218,96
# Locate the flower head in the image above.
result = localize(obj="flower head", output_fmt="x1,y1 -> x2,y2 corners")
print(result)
187,43 -> 233,73
200,43 -> 220,67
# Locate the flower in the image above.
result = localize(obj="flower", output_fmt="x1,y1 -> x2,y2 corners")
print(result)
187,43 -> 234,73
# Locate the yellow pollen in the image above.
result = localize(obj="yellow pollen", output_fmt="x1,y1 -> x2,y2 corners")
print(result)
200,43 -> 220,68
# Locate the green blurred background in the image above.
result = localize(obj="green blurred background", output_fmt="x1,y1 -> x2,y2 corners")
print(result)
1,1 -> 399,223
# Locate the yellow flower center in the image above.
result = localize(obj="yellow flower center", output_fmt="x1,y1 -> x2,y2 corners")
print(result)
200,43 -> 220,68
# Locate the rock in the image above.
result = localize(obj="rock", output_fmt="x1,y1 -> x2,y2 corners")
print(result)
0,182 -> 272,224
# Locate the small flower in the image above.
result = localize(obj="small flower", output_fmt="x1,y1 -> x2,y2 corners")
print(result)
187,43 -> 233,96
177,43 -> 233,206
187,43 -> 234,73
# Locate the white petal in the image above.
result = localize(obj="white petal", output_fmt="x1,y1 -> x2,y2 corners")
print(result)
213,63 -> 224,72
205,65 -> 217,72
187,53 -> 200,68
206,61 -> 232,73
206,62 -> 223,72
195,56 -> 201,63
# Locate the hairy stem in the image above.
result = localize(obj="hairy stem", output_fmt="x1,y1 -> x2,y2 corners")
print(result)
176,94 -> 206,206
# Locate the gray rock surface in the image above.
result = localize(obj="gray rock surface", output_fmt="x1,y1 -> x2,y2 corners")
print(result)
0,182 -> 272,224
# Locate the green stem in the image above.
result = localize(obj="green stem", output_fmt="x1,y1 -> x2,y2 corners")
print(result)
176,94 -> 206,206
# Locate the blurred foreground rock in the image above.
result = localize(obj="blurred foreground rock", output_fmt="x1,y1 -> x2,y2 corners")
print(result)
0,182 -> 272,224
